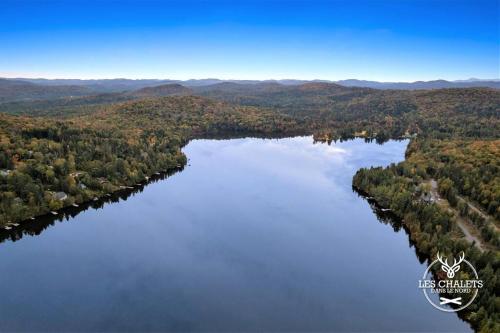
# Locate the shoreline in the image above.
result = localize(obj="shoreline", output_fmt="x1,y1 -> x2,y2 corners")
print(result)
0,164 -> 186,241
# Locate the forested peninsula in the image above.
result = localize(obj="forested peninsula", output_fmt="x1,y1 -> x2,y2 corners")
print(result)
0,80 -> 499,332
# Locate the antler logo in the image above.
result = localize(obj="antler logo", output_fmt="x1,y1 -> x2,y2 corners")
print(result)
437,252 -> 464,278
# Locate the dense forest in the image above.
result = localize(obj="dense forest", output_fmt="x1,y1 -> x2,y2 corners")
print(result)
0,81 -> 498,332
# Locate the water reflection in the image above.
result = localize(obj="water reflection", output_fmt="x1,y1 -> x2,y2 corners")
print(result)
353,188 -> 428,264
0,137 -> 471,332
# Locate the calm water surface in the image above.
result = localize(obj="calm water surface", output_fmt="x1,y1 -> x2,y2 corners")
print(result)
0,137 -> 471,332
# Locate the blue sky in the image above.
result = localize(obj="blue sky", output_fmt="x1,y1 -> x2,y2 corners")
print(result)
1,0 -> 498,81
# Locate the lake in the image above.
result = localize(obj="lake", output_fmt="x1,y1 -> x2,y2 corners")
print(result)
0,137 -> 471,332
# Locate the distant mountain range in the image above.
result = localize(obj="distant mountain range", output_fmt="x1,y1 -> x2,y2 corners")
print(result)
0,78 -> 93,103
0,77 -> 498,104
5,77 -> 500,91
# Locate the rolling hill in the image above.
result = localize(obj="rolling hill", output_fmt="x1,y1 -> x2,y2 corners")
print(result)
0,79 -> 94,103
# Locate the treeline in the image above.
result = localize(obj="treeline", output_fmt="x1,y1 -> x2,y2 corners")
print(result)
198,83 -> 500,140
0,114 -> 186,222
3,83 -> 499,141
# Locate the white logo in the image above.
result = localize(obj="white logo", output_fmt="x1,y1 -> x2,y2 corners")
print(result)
418,252 -> 483,312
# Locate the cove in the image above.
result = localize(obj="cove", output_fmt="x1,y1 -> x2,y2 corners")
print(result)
0,137 -> 471,332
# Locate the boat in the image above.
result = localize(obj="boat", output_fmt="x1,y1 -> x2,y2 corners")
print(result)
50,211 -> 58,215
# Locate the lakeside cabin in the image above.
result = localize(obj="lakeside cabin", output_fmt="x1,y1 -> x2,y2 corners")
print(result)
53,192 -> 68,201
421,190 -> 439,204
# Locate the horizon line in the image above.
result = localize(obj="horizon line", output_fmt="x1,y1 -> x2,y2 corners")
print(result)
1,76 -> 499,84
